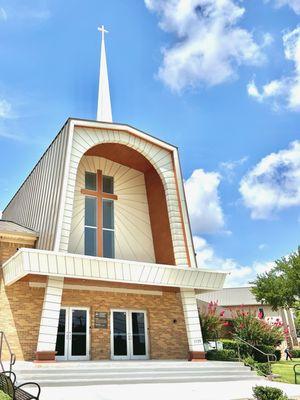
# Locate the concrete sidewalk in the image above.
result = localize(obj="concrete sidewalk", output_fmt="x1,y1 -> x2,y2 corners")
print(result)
39,380 -> 300,400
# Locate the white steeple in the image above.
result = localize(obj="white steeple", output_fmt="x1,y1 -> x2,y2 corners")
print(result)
97,25 -> 112,122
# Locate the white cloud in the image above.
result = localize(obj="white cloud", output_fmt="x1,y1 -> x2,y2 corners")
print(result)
248,27 -> 300,111
184,169 -> 225,234
219,156 -> 248,181
145,0 -> 266,91
258,243 -> 267,250
253,260 -> 274,274
267,0 -> 300,14
239,140 -> 300,219
194,236 -> 272,286
0,99 -> 11,118
0,131 -> 23,141
0,7 -> 7,20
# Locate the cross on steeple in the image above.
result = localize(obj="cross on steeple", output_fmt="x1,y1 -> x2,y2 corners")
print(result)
98,25 -> 108,36
97,25 -> 112,122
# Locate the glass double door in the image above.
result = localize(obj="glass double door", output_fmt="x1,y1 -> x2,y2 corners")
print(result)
55,307 -> 89,361
111,310 -> 148,360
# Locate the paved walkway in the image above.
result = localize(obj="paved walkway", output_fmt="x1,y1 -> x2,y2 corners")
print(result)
39,380 -> 300,400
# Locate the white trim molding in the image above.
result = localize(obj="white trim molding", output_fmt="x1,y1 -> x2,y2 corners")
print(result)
3,248 -> 226,290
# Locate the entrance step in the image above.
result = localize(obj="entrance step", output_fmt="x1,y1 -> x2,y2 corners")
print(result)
13,361 -> 263,387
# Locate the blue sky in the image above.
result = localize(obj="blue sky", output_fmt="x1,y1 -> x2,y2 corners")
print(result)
0,0 -> 300,286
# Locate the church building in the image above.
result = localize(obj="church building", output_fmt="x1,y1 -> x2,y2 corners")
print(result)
0,27 -> 226,362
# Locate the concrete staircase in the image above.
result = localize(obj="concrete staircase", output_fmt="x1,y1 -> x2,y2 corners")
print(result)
13,360 -> 263,387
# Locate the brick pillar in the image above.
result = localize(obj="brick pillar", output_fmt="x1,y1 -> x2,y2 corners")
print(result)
35,276 -> 64,361
181,288 -> 205,360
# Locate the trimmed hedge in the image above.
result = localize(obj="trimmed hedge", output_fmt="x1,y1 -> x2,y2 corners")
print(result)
219,339 -> 281,362
253,345 -> 277,363
206,349 -> 236,361
243,356 -> 271,376
291,349 -> 300,358
253,386 -> 288,400
220,339 -> 248,355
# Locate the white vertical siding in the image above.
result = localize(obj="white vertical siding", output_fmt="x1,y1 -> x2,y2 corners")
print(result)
2,122 -> 70,250
36,276 -> 64,352
181,288 -> 204,352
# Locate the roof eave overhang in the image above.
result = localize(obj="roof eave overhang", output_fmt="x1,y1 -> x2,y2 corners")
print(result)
69,118 -> 178,153
3,248 -> 227,290
0,232 -> 38,244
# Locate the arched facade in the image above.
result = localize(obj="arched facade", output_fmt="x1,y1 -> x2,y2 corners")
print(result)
58,123 -> 194,268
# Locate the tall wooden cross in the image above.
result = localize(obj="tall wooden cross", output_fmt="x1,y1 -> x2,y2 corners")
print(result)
81,170 -> 117,257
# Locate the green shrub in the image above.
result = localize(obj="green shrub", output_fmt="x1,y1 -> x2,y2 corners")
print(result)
256,363 -> 272,376
220,339 -> 280,362
243,356 -> 271,376
274,349 -> 281,361
243,355 -> 256,369
0,391 -> 11,400
252,386 -> 288,400
291,349 -> 300,358
220,339 -> 248,356
206,349 -> 236,361
253,345 -> 276,363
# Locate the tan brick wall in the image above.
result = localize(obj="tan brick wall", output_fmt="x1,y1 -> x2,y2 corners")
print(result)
0,273 -> 44,360
0,239 -> 189,361
0,239 -> 42,361
0,282 -> 188,361
0,240 -> 33,266
62,288 -> 188,360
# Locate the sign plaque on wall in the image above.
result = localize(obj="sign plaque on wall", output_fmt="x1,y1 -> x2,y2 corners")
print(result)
94,312 -> 108,329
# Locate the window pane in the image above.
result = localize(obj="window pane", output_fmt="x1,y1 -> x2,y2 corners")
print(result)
85,197 -> 97,226
102,175 -> 114,194
103,229 -> 114,258
103,199 -> 114,229
85,172 -> 97,191
85,227 -> 97,256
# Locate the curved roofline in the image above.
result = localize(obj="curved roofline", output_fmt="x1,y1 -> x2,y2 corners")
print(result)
3,117 -> 178,213
69,117 -> 178,150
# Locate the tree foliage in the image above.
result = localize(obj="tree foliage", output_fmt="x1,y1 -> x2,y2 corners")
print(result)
199,301 -> 225,341
252,247 -> 300,310
231,308 -> 284,346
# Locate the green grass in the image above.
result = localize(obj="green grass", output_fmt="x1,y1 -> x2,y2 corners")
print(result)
0,391 -> 11,400
272,358 -> 300,384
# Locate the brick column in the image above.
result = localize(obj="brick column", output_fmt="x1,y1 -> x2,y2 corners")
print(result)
181,288 -> 205,360
35,276 -> 64,361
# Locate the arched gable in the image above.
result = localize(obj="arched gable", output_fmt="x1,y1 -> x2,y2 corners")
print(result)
58,123 -> 193,267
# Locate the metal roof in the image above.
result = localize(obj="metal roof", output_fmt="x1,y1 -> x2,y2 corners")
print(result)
0,220 -> 38,237
197,286 -> 260,306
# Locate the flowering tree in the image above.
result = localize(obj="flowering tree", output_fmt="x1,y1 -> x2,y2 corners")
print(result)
199,301 -> 226,341
231,308 -> 284,346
